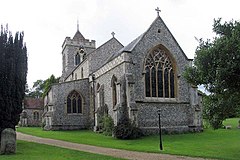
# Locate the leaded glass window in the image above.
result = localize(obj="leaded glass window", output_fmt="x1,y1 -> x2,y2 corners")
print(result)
66,90 -> 83,114
144,47 -> 175,98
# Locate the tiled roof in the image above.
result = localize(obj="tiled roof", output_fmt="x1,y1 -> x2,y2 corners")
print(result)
24,98 -> 43,109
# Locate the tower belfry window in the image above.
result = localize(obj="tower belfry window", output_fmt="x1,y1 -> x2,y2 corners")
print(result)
75,52 -> 80,65
144,47 -> 175,98
75,46 -> 85,65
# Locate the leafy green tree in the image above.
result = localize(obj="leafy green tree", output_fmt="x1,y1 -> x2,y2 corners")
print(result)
26,75 -> 59,98
0,25 -> 28,134
42,74 -> 60,97
184,18 -> 240,128
26,80 -> 45,98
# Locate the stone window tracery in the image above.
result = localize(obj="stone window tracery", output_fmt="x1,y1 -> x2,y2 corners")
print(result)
67,90 -> 82,114
144,47 -> 175,98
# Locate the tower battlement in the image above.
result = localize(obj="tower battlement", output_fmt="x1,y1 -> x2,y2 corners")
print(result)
62,37 -> 96,49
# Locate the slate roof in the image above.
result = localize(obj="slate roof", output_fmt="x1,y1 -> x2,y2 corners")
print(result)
106,33 -> 144,63
89,37 -> 124,73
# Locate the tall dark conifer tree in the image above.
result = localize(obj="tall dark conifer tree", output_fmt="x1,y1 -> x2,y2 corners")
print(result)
0,25 -> 28,136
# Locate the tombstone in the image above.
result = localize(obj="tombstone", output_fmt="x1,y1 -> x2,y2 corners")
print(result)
0,128 -> 16,154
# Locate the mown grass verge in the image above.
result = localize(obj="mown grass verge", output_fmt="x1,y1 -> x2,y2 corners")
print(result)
17,118 -> 240,160
1,140 -> 125,160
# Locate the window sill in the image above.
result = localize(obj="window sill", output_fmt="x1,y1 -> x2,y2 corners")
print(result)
66,113 -> 83,115
136,97 -> 189,104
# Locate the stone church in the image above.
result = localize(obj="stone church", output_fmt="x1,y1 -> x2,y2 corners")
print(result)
43,11 -> 203,134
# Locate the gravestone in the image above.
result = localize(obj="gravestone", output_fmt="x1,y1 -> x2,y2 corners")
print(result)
0,128 -> 16,154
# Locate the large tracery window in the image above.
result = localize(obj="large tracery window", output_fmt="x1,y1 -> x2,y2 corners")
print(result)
67,90 -> 83,114
144,47 -> 175,98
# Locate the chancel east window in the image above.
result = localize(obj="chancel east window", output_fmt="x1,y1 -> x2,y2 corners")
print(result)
144,47 -> 175,98
67,90 -> 83,114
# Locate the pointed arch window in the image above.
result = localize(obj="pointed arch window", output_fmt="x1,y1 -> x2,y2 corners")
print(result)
75,53 -> 80,65
111,75 -> 117,107
66,90 -> 83,114
144,47 -> 175,98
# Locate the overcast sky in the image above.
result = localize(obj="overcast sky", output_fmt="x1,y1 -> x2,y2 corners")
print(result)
0,0 -> 239,87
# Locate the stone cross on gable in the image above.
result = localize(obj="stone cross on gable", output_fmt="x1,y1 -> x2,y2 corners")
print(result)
155,7 -> 161,16
111,32 -> 115,38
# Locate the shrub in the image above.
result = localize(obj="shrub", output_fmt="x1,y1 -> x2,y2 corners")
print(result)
209,115 -> 223,129
113,119 -> 142,139
102,115 -> 114,136
98,115 -> 114,136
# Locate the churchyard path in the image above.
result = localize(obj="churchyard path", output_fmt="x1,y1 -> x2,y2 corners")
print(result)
17,132 -> 209,160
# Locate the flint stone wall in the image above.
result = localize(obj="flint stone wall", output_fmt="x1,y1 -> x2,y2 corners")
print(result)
49,78 -> 90,130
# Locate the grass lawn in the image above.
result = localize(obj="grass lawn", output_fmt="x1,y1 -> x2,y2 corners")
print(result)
0,140 -> 124,160
17,118 -> 240,160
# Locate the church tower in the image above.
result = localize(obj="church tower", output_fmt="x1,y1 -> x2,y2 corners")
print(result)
60,23 -> 96,82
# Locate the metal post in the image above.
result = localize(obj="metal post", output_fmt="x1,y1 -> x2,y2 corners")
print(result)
157,109 -> 163,150
92,74 -> 96,127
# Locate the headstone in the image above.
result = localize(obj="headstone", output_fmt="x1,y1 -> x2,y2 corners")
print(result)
0,128 -> 16,154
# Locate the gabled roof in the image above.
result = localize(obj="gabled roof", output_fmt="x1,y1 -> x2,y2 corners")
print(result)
106,33 -> 144,63
106,15 -> 192,64
24,98 -> 43,109
90,37 -> 123,56
64,37 -> 124,79
89,37 -> 124,73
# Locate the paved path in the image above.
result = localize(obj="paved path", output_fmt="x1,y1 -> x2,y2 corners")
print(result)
17,132 -> 208,160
